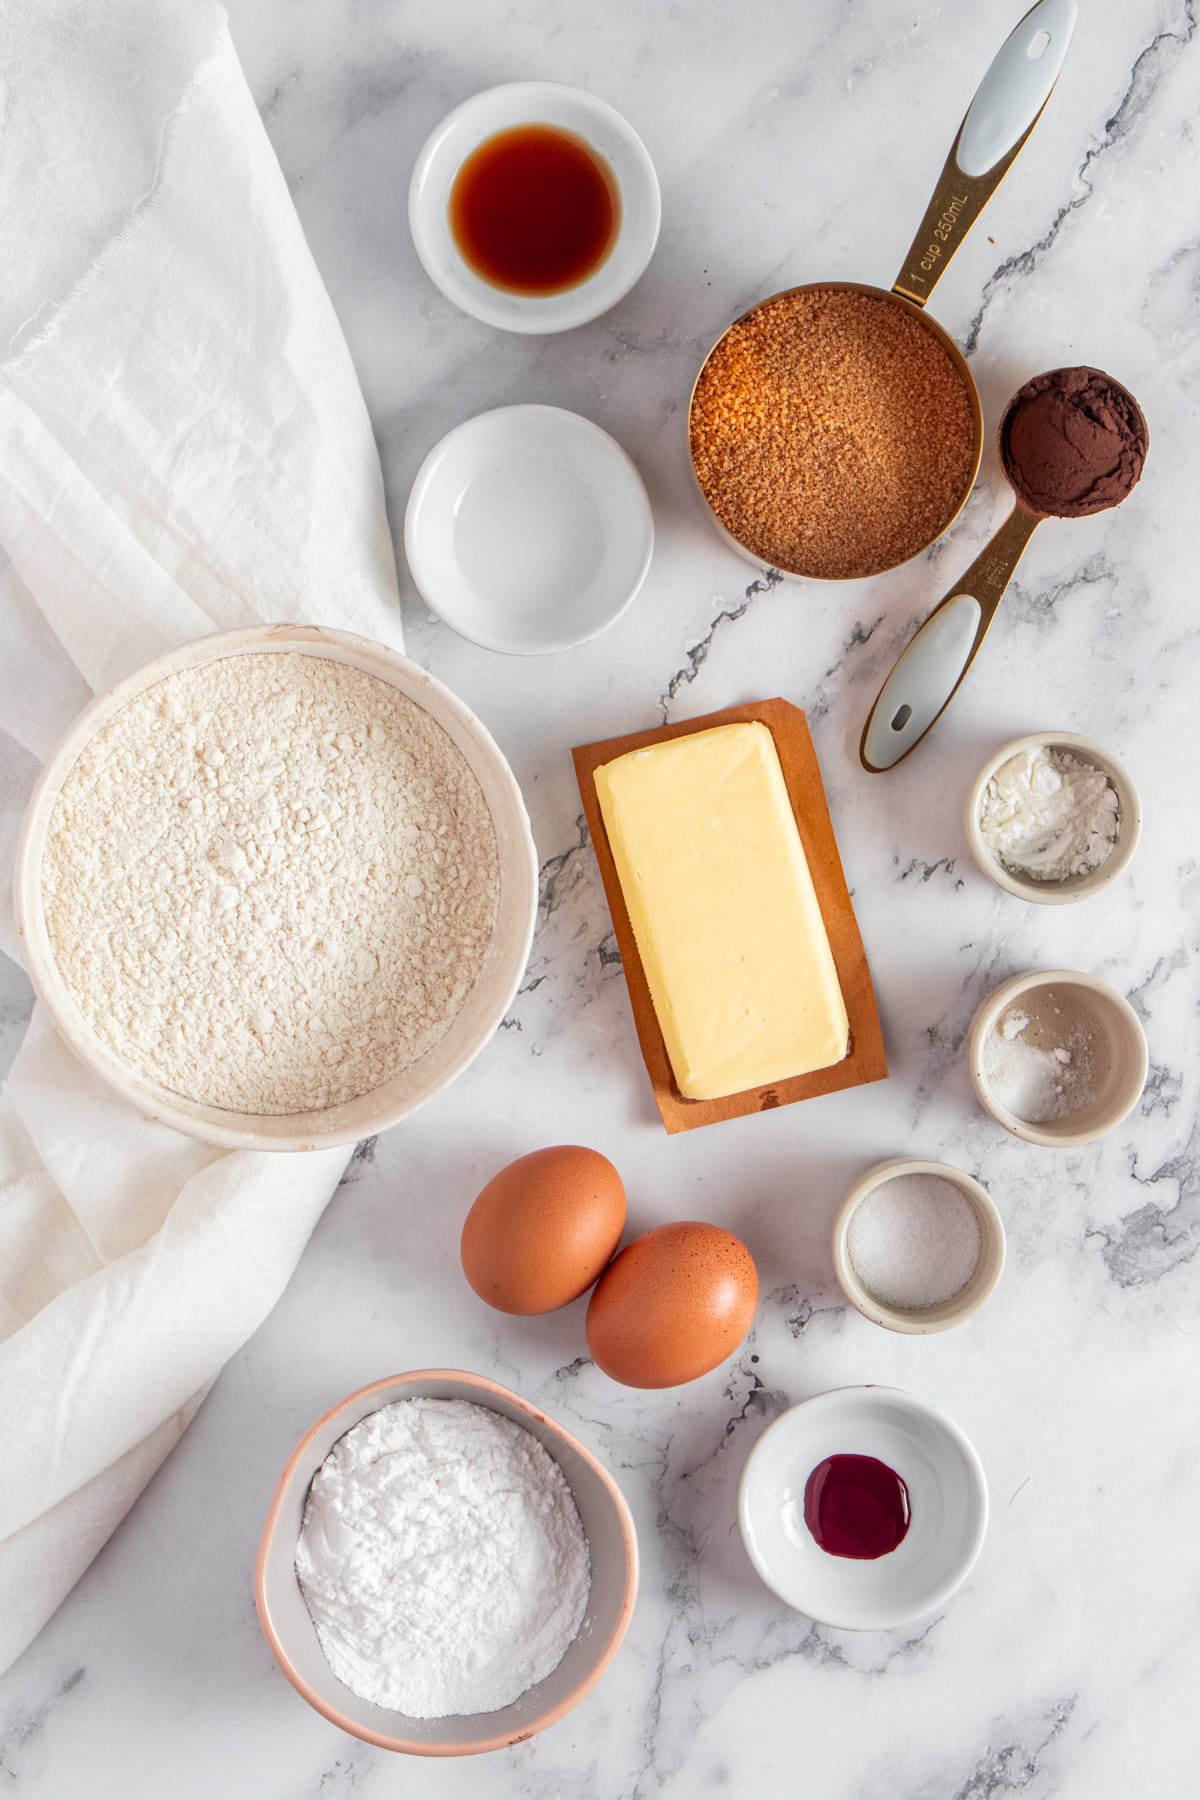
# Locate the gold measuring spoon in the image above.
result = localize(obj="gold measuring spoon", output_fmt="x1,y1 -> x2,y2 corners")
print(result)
860,367 -> 1149,773
688,0 -> 1079,580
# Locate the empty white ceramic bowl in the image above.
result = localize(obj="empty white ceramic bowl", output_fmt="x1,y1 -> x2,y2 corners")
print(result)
256,1370 -> 639,1756
12,624 -> 538,1152
405,404 -> 654,654
739,1386 -> 988,1631
409,81 -> 660,333
964,730 -> 1141,905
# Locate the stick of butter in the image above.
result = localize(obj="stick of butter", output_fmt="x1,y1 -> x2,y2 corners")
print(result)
594,721 -> 849,1101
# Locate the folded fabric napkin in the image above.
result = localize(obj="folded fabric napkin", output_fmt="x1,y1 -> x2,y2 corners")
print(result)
0,0 -> 402,1673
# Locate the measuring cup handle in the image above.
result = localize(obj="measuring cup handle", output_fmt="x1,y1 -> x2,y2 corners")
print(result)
892,0 -> 1077,308
859,507 -> 1040,772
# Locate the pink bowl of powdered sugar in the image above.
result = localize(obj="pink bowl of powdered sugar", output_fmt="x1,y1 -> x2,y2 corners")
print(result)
255,1369 -> 638,1756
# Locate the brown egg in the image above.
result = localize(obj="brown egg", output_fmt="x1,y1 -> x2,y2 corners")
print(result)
586,1221 -> 758,1388
460,1145 -> 626,1316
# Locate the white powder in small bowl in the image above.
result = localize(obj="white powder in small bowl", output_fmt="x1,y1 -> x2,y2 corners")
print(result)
295,1398 -> 591,1719
982,998 -> 1100,1124
846,1173 -> 982,1311
977,744 -> 1119,884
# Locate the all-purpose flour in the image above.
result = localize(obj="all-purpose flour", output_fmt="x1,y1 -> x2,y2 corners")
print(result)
41,653 -> 499,1114
295,1398 -> 591,1718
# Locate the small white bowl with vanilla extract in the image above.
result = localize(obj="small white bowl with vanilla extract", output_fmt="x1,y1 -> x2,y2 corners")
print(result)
408,81 -> 661,333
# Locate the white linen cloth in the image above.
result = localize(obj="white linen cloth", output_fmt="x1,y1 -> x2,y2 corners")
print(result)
0,0 -> 402,1673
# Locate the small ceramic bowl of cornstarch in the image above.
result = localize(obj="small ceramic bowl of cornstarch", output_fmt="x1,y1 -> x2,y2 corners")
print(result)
13,624 -> 538,1151
964,730 -> 1141,905
832,1159 -> 1006,1335
256,1369 -> 639,1756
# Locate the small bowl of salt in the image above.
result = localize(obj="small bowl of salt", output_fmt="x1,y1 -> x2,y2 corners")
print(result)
968,968 -> 1149,1148
832,1159 -> 1005,1335
964,730 -> 1141,905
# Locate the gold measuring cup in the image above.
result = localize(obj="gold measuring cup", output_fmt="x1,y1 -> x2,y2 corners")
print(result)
860,368 -> 1149,773
688,0 -> 1078,580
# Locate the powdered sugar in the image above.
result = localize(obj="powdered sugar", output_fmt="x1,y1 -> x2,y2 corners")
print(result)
295,1398 -> 591,1719
41,653 -> 499,1114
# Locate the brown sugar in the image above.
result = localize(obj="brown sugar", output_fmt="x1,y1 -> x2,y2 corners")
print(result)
689,287 -> 978,580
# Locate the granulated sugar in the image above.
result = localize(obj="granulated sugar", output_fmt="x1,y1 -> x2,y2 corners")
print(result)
847,1173 -> 982,1310
983,1003 -> 1099,1124
42,653 -> 499,1114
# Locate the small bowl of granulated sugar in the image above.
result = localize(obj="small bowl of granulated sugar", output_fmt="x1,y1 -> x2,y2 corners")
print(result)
256,1369 -> 638,1756
832,1159 -> 1006,1335
964,730 -> 1141,905
969,969 -> 1149,1148
14,624 -> 538,1151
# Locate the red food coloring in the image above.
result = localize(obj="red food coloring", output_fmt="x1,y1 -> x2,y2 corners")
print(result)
804,1453 -> 911,1560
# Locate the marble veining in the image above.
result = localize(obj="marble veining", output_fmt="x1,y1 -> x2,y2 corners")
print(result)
2,0 -> 1198,1794
963,0 -> 1198,357
656,569 -> 784,722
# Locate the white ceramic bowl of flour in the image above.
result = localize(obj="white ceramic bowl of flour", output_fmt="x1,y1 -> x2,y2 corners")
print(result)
13,624 -> 538,1152
256,1370 -> 638,1756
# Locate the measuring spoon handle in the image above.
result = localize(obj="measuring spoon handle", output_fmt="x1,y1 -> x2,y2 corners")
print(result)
892,0 -> 1077,309
859,507 -> 1040,773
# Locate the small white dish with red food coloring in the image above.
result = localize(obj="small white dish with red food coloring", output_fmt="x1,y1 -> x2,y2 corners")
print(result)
738,1385 -> 988,1631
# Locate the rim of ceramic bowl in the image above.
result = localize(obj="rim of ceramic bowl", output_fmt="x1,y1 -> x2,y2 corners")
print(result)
963,730 -> 1142,905
967,968 -> 1150,1148
408,81 -> 661,334
737,1384 -> 989,1630
12,624 -> 539,1153
403,403 -> 655,654
254,1369 -> 640,1756
686,281 -> 985,581
831,1158 -> 1006,1335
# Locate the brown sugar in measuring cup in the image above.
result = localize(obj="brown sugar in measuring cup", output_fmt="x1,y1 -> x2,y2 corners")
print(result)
861,366 -> 1148,772
689,286 -> 978,582
688,0 -> 1078,581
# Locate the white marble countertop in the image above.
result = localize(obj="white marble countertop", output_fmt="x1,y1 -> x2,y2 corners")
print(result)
4,0 -> 1198,1793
